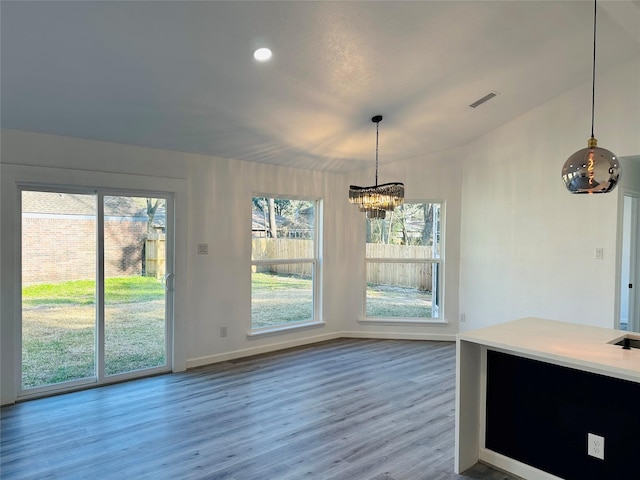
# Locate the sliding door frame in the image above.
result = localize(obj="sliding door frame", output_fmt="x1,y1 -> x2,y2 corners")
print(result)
17,184 -> 175,400
1,163 -> 187,406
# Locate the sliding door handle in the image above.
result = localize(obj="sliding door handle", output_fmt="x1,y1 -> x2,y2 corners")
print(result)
163,272 -> 175,292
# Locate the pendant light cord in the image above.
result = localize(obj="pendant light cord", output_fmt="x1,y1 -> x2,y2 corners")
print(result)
590,0 -> 597,139
375,119 -> 379,186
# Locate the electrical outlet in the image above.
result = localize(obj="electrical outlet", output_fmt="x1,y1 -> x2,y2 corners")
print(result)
198,244 -> 209,255
220,326 -> 227,338
595,248 -> 604,260
588,433 -> 605,460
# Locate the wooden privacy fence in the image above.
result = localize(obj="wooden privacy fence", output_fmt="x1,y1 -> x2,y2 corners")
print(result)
251,238 -> 434,289
366,262 -> 434,291
252,238 -> 314,277
366,243 -> 433,260
366,243 -> 434,291
145,233 -> 166,279
252,238 -> 314,260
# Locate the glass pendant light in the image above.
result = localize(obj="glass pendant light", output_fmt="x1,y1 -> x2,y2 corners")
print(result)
561,0 -> 620,194
349,115 -> 404,219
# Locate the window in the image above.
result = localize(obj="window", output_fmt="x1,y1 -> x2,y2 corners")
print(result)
251,196 -> 320,331
365,201 -> 442,321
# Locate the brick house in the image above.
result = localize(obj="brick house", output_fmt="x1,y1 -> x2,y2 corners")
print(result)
22,192 -> 150,284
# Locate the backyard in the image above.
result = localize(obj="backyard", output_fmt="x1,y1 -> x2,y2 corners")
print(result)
21,277 -> 166,388
23,274 -> 433,388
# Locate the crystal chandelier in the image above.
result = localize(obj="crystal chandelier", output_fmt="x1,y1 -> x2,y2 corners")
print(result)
561,0 -> 620,194
349,115 -> 404,219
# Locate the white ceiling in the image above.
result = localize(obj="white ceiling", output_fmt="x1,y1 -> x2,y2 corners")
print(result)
2,1 -> 639,173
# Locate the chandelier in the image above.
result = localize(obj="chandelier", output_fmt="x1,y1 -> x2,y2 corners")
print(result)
349,115 -> 404,219
561,0 -> 620,194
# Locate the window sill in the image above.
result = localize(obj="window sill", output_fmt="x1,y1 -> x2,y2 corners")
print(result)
358,318 -> 449,326
247,321 -> 326,338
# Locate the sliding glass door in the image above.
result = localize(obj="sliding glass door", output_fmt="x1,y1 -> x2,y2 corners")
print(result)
21,191 -> 97,389
103,195 -> 169,376
20,188 -> 173,396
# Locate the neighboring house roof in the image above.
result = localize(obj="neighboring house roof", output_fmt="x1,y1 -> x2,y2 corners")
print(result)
252,210 -> 287,232
150,204 -> 166,228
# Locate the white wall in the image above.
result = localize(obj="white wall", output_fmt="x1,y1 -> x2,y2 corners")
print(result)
0,127 -> 461,404
183,154 -> 351,367
458,54 -> 640,331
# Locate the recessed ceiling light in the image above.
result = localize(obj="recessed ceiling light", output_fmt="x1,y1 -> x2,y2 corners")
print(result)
253,47 -> 272,62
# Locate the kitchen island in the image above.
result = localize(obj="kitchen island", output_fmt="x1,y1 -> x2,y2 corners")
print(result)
455,317 -> 640,479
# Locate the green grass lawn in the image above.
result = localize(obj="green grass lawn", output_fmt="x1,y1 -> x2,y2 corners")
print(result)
22,276 -> 165,306
22,277 -> 166,389
366,284 -> 433,318
22,275 -> 434,389
251,272 -> 314,328
250,272 -> 434,327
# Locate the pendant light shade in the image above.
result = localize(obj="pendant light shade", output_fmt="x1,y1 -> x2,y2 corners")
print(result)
561,137 -> 620,194
562,0 -> 620,194
349,115 -> 404,219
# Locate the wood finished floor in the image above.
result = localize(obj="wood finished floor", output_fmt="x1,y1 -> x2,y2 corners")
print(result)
1,339 -> 519,480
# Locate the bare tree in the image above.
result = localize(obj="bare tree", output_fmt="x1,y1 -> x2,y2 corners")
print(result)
421,204 -> 434,246
383,213 -> 393,244
399,206 -> 408,245
146,198 -> 160,233
268,197 -> 278,238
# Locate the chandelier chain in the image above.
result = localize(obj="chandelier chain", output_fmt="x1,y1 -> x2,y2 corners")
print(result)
348,113 -> 404,217
375,119 -> 379,186
591,0 -> 596,139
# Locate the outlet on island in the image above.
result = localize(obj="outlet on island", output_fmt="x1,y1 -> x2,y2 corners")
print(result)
587,433 -> 604,460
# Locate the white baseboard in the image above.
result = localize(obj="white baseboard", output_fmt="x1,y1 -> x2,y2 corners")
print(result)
186,331 -> 342,369
479,448 -> 564,480
342,331 -> 456,341
186,331 -> 455,369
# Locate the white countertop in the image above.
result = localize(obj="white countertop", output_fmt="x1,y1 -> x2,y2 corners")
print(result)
458,317 -> 640,382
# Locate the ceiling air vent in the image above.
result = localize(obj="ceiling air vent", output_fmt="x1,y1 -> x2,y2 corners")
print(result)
469,91 -> 498,108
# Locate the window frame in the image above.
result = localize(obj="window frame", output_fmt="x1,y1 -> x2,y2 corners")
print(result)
361,199 -> 445,325
249,194 -> 323,336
